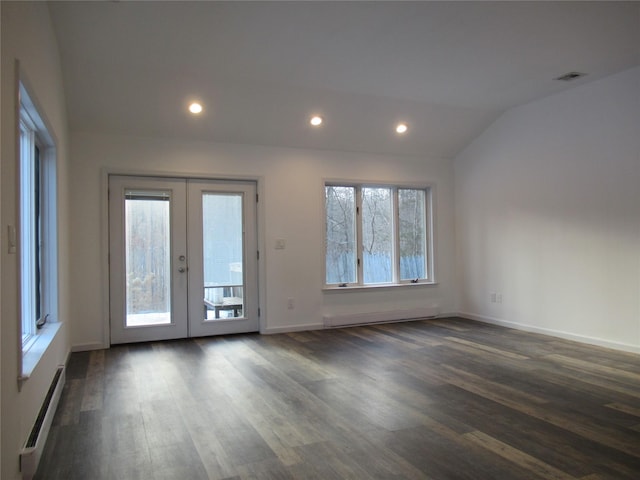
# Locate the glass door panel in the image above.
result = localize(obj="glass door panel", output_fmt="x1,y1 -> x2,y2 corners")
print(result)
202,193 -> 244,321
124,191 -> 172,326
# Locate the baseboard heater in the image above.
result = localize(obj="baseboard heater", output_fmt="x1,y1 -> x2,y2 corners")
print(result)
323,306 -> 440,328
20,365 -> 65,480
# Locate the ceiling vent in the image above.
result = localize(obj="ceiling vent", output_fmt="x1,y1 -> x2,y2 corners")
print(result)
555,71 -> 587,82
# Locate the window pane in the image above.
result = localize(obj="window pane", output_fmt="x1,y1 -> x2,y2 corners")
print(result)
20,123 -> 37,341
34,146 -> 42,321
125,192 -> 171,326
362,187 -> 392,283
325,186 -> 356,284
399,189 -> 426,280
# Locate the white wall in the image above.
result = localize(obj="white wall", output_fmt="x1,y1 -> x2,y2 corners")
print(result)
1,3 -> 71,479
69,133 -> 457,349
454,67 -> 640,352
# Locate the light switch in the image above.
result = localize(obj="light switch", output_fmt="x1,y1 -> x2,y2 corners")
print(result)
275,238 -> 286,250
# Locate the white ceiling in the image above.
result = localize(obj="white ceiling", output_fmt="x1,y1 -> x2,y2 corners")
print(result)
48,1 -> 640,159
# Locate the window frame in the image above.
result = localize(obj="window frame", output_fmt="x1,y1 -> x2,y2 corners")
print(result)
324,185 -> 358,285
324,181 -> 434,289
19,112 -> 39,349
18,81 -> 58,356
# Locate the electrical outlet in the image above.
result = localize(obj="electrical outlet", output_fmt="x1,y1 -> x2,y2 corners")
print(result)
496,293 -> 503,304
490,292 -> 496,303
287,298 -> 294,309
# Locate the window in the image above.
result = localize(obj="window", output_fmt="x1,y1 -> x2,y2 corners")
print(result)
19,83 -> 57,352
325,183 -> 433,287
325,186 -> 357,284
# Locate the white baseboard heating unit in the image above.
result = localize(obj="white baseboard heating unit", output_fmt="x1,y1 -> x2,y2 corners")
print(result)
20,365 -> 65,480
323,306 -> 440,328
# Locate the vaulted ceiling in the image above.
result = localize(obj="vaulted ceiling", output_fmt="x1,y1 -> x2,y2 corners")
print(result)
48,1 -> 640,158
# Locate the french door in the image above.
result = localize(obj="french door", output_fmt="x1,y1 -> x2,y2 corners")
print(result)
109,175 -> 259,344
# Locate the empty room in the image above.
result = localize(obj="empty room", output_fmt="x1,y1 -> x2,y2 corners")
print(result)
1,1 -> 639,479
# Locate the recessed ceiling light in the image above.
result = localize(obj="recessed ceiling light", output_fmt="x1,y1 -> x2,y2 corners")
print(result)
188,102 -> 203,114
396,123 -> 408,134
310,115 -> 323,126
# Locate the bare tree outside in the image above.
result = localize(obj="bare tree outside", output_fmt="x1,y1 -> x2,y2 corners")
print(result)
362,187 -> 393,283
325,186 -> 356,283
399,189 -> 427,279
325,185 -> 429,285
125,196 -> 171,315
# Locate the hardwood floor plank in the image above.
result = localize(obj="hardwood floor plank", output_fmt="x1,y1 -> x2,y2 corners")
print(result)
344,326 -> 426,351
53,378 -> 84,426
80,349 -> 105,411
423,318 -> 471,332
370,323 -> 444,347
234,458 -> 293,480
532,365 -> 640,402
292,440 -> 378,479
434,361 -> 640,460
432,388 -> 640,478
462,430 -> 578,480
605,403 -> 640,418
65,351 -> 90,379
441,365 -> 550,405
444,336 -> 530,360
149,442 -> 209,480
544,354 -> 640,383
104,451 -> 155,480
383,425 -> 548,480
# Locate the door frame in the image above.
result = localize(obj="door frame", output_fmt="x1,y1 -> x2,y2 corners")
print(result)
100,169 -> 265,349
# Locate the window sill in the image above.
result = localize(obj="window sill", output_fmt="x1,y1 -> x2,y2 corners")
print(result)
323,281 -> 438,292
21,321 -> 63,383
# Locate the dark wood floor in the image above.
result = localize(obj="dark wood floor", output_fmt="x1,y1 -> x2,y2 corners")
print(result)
36,317 -> 640,479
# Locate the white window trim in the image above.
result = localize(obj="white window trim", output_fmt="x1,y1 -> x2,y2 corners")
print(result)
18,79 -> 59,384
323,281 -> 439,292
21,322 -> 63,381
323,181 -> 435,289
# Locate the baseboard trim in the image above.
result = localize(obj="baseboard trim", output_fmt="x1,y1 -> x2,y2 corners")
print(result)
262,323 -> 325,335
458,312 -> 640,354
435,312 -> 459,320
323,306 -> 440,328
71,342 -> 108,352
263,312 -> 457,335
